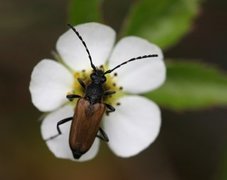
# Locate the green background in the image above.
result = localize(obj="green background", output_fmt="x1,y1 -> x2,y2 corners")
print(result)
0,0 -> 227,179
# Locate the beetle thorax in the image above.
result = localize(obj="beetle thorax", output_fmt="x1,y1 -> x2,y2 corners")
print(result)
83,70 -> 106,104
85,82 -> 104,104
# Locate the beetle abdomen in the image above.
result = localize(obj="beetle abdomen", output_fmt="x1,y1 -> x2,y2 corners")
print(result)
69,98 -> 105,159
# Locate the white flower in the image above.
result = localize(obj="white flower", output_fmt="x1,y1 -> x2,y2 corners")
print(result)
29,22 -> 166,161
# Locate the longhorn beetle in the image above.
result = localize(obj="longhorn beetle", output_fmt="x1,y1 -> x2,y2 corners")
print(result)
46,24 -> 158,159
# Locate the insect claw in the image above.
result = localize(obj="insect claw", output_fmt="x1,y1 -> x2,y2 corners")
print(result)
45,134 -> 60,141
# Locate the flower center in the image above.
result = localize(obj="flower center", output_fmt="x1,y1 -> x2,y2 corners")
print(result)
68,66 -> 124,106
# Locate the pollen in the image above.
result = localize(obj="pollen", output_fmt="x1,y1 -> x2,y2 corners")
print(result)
103,71 -> 124,106
68,66 -> 124,106
68,69 -> 92,100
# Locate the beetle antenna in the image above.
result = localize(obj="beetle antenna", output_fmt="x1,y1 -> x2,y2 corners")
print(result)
67,24 -> 97,71
104,54 -> 158,74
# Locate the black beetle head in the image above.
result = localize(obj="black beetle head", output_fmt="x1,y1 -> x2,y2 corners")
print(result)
90,69 -> 106,84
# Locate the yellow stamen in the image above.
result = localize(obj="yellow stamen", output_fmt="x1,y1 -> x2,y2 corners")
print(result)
67,66 -> 124,106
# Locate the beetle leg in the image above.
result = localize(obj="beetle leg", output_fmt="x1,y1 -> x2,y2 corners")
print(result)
66,94 -> 81,101
77,78 -> 86,89
105,103 -> 115,114
45,117 -> 73,141
104,90 -> 116,96
96,127 -> 109,142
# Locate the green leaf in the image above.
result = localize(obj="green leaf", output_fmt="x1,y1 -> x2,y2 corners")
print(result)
121,0 -> 201,49
145,61 -> 227,111
68,0 -> 103,25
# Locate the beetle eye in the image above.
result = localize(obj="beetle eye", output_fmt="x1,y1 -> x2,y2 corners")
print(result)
101,76 -> 106,83
90,73 -> 96,80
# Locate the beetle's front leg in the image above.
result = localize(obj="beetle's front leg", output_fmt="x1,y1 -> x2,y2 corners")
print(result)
104,90 -> 116,96
66,78 -> 86,101
77,78 -> 86,89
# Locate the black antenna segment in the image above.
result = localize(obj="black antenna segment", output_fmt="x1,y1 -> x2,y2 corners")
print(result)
104,54 -> 158,74
67,24 -> 96,71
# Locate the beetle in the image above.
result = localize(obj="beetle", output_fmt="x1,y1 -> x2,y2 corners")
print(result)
46,24 -> 158,159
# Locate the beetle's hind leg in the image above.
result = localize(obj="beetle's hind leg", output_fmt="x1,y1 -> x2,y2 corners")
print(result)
96,127 -> 109,142
45,117 -> 73,141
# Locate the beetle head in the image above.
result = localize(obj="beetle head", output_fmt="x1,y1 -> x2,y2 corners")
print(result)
90,69 -> 106,84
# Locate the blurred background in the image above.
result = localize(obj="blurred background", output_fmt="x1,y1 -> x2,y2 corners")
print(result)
0,0 -> 227,179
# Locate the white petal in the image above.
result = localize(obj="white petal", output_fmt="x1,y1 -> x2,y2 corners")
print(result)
29,59 -> 73,112
103,95 -> 161,157
56,22 -> 116,71
41,104 -> 100,162
108,37 -> 166,93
